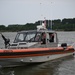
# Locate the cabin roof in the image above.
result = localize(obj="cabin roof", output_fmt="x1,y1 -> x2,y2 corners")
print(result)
18,30 -> 56,33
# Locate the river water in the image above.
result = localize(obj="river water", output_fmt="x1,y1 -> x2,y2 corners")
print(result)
0,31 -> 75,75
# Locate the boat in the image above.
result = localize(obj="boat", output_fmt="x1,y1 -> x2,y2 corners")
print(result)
0,24 -> 74,67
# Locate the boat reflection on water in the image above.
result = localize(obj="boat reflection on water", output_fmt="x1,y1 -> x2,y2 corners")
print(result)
0,55 -> 74,75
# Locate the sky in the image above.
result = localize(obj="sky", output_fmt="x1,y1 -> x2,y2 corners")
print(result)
0,0 -> 75,26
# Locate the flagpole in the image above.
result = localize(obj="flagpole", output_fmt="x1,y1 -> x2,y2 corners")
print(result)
48,20 -> 49,28
51,19 -> 52,30
44,17 -> 46,28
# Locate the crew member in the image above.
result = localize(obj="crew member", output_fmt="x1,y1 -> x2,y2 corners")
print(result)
49,33 -> 54,42
41,33 -> 46,44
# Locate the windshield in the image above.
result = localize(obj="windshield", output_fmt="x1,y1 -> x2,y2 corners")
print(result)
14,32 -> 41,43
14,33 -> 26,43
25,33 -> 36,42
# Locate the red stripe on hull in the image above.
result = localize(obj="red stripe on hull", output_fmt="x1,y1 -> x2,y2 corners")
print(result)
0,48 -> 74,58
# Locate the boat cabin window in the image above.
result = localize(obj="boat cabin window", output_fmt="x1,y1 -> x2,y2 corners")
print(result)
49,33 -> 54,42
14,31 -> 57,43
35,33 -> 41,42
18,34 -> 24,41
46,32 -> 57,43
40,32 -> 57,44
14,32 -> 41,43
14,33 -> 26,43
25,33 -> 36,42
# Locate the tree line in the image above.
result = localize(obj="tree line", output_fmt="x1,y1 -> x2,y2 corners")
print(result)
0,18 -> 75,32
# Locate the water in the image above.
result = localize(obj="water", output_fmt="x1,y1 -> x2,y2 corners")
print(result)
0,31 -> 75,75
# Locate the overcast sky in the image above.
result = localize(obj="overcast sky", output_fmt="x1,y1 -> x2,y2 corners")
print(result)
0,0 -> 75,26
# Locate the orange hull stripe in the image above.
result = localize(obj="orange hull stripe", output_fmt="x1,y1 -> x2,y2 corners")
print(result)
0,50 -> 74,58
0,46 -> 73,53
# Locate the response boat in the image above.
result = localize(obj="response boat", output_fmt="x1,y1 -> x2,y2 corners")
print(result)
0,24 -> 74,67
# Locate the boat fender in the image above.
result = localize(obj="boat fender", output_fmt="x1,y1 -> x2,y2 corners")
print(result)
61,43 -> 67,49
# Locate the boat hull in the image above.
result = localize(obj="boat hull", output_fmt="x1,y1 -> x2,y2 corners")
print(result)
0,52 -> 74,67
0,46 -> 74,67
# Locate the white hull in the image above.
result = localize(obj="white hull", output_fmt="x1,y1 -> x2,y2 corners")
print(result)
0,52 -> 74,67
